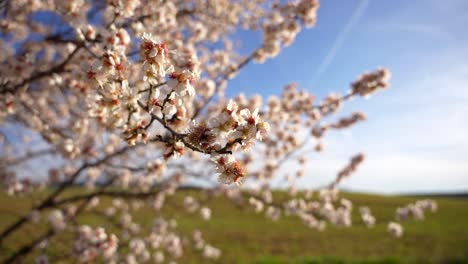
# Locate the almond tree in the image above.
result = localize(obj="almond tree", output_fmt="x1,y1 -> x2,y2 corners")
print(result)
0,0 -> 430,263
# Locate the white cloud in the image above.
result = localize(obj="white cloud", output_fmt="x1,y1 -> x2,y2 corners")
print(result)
346,156 -> 468,193
275,50 -> 468,193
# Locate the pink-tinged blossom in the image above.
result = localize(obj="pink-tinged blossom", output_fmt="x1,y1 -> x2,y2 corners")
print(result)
351,68 -> 391,97
200,207 -> 212,220
107,0 -> 140,17
164,141 -> 185,159
153,251 -> 164,263
212,155 -> 246,186
249,197 -> 264,213
73,226 -> 118,262
359,207 -> 376,228
140,33 -> 171,84
202,244 -> 221,259
183,196 -> 199,213
48,210 -> 66,231
76,24 -> 96,41
101,50 -> 126,78
168,70 -> 196,97
266,206 -> 281,221
388,222 -> 403,238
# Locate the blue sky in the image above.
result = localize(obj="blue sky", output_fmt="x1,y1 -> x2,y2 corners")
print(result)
228,0 -> 468,193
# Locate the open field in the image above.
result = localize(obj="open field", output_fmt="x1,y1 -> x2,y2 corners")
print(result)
1,190 -> 467,263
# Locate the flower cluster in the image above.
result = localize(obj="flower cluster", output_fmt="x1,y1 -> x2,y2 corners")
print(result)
48,210 -> 66,231
73,225 -> 118,262
208,100 -> 269,145
168,70 -> 196,97
203,244 -> 222,259
249,197 -> 265,213
331,153 -> 365,189
330,112 -> 366,129
192,230 -> 221,260
351,68 -> 391,97
266,206 -> 281,221
359,207 -> 376,228
387,222 -> 404,238
244,187 -> 396,232
317,198 -> 353,227
212,155 -> 246,186
140,33 -> 171,84
183,196 -> 199,213
106,0 -> 140,18
146,218 -> 184,261
146,159 -> 166,180
255,0 -> 319,62
127,238 -> 150,263
395,199 -> 438,221
200,207 -> 212,221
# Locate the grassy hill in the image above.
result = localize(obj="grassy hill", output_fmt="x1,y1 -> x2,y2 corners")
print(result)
0,190 -> 467,263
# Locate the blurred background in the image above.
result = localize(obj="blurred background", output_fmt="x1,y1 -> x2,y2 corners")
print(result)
226,0 -> 468,194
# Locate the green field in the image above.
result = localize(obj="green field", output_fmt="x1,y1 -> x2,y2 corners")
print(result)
1,190 -> 467,263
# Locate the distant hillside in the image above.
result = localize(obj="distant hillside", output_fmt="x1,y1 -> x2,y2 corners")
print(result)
402,192 -> 468,199
1,190 -> 468,263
